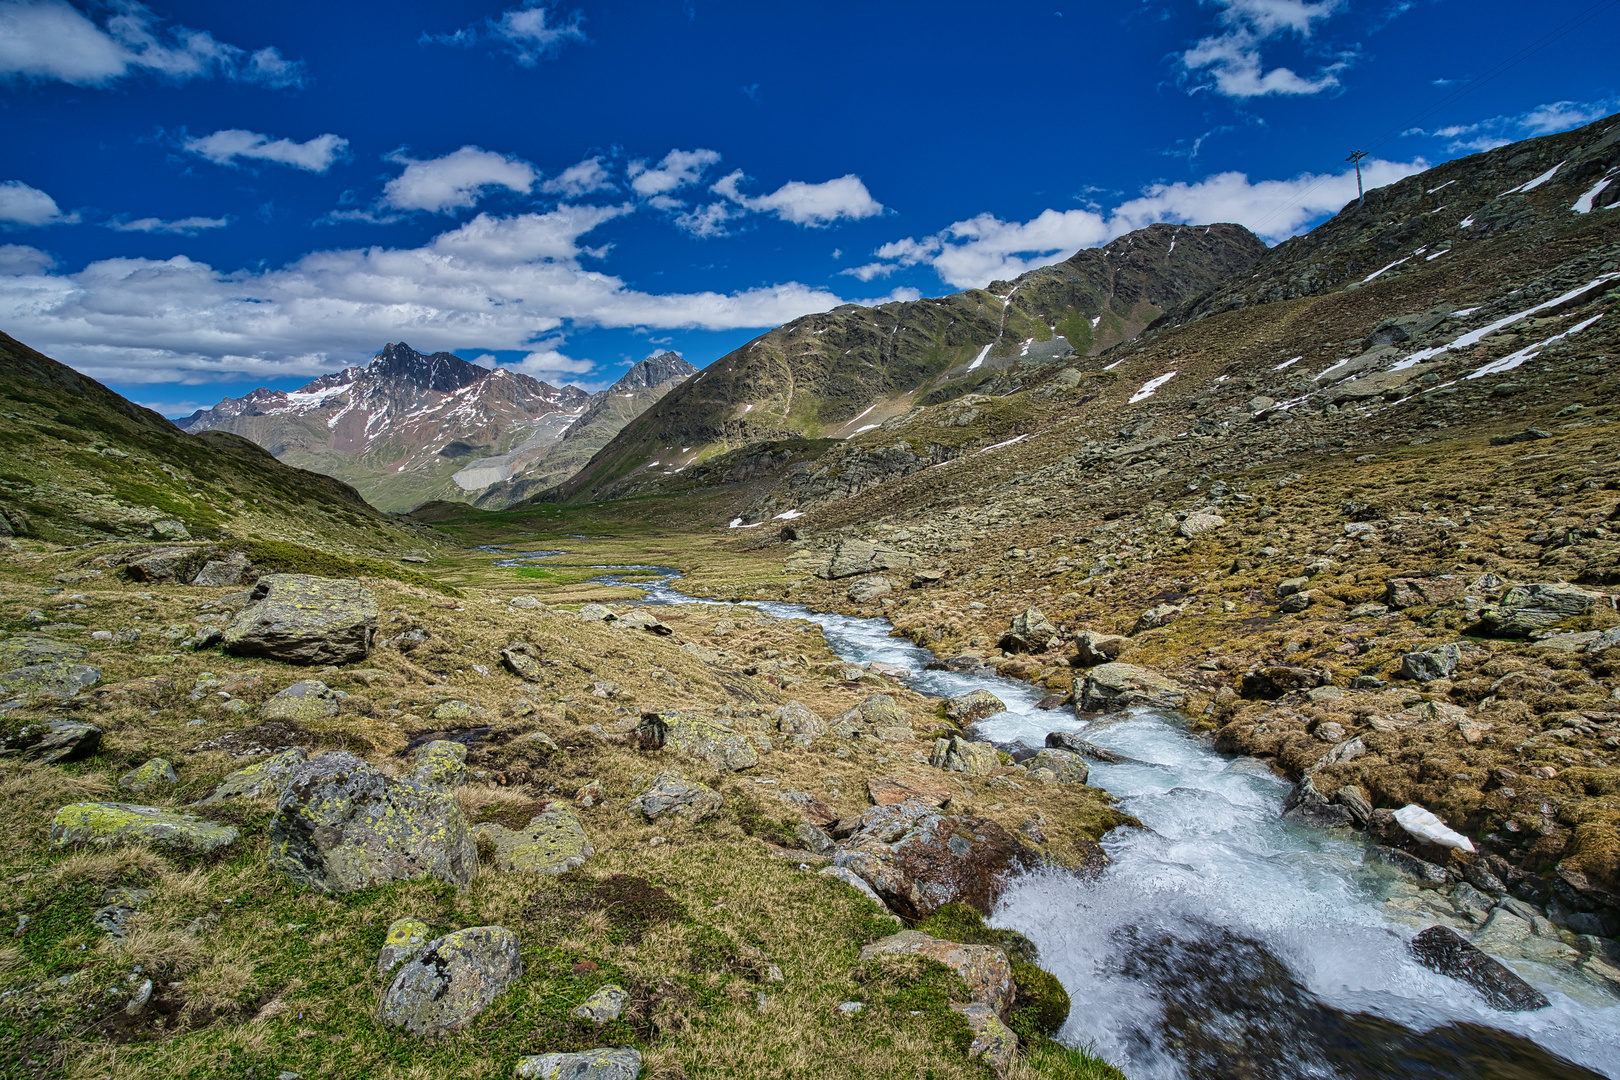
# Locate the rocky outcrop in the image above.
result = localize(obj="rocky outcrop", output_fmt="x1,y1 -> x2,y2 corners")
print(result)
999,608 -> 1057,653
50,803 -> 238,855
0,662 -> 101,699
930,736 -> 1001,776
1479,583 -> 1610,637
859,930 -> 1013,1014
268,751 -> 477,893
834,800 -> 1034,920
380,925 -> 522,1036
223,574 -> 377,665
818,539 -> 922,580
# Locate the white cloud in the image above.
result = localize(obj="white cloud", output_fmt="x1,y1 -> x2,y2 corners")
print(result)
184,130 -> 349,173
673,201 -> 742,238
0,179 -> 76,227
1408,96 -> 1620,153
0,0 -> 303,88
106,215 -> 229,235
382,146 -> 538,213
0,206 -> 883,385
855,156 -> 1428,289
628,148 -> 721,198
502,344 -> 595,380
540,155 -> 614,197
711,171 -> 884,226
425,2 -> 585,67
0,243 -> 54,274
1180,0 -> 1347,99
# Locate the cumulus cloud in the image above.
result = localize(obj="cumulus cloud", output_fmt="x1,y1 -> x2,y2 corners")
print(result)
711,171 -> 884,226
0,205 -> 883,385
0,243 -> 54,274
673,201 -> 742,239
424,2 -> 585,67
0,180 -> 77,228
0,0 -> 304,88
628,148 -> 721,198
540,155 -> 614,197
1408,96 -> 1620,153
106,215 -> 228,235
851,156 -> 1427,289
502,343 -> 596,379
1180,0 -> 1348,98
183,130 -> 349,173
382,146 -> 538,213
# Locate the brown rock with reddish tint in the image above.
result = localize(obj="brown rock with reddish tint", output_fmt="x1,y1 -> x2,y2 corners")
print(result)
834,800 -> 1034,919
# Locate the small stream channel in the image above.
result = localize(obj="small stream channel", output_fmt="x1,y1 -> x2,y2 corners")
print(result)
498,552 -> 1620,1079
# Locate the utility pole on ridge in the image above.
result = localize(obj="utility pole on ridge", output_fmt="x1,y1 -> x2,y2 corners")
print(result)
1347,149 -> 1369,207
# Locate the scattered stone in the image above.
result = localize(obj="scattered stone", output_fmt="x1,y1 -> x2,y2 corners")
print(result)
1314,721 -> 1346,743
514,1048 -> 643,1080
795,822 -> 835,855
431,700 -> 484,722
1077,663 -> 1186,711
378,917 -> 430,976
1398,644 -> 1462,683
999,607 -> 1057,653
118,758 -> 178,792
1479,583 -> 1610,637
0,718 -> 102,763
829,694 -> 910,737
501,643 -> 544,681
1239,665 -> 1326,700
380,925 -> 523,1037
261,680 -> 344,722
576,604 -> 615,622
944,689 -> 1005,724
268,751 -> 477,893
573,984 -> 627,1024
628,771 -> 722,822
191,552 -> 251,587
1072,630 -> 1126,667
1131,602 -> 1182,634
1408,926 -> 1549,1011
1374,846 -> 1452,887
1026,748 -> 1088,784
1043,731 -> 1135,763
0,634 -> 86,667
847,575 -> 895,603
930,736 -> 1001,776
474,804 -> 592,874
833,800 -> 1034,920
413,740 -> 469,788
194,747 -> 308,805
617,610 -> 672,635
1179,512 -> 1225,538
0,662 -> 101,699
508,595 -> 541,610
90,886 -> 153,938
574,780 -> 603,807
867,775 -> 953,808
638,711 -> 758,771
51,803 -> 238,855
1282,777 -> 1354,829
954,1002 -> 1018,1075
1279,591 -> 1313,613
860,930 -> 1012,1013
773,700 -> 825,743
1276,576 -> 1310,597
222,575 -> 377,665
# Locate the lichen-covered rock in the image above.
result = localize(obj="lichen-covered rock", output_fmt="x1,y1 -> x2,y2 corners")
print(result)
194,747 -> 307,805
473,805 -> 592,873
1026,748 -> 1089,784
118,758 -> 178,792
0,634 -> 86,668
1479,582 -> 1610,637
431,700 -> 485,722
515,1048 -> 643,1080
222,574 -> 377,665
954,1002 -> 1018,1075
501,643 -> 544,681
819,865 -> 894,912
944,689 -> 1005,724
576,603 -> 615,622
772,700 -> 825,744
834,800 -> 1034,920
191,551 -> 251,587
378,916 -> 430,976
859,930 -> 1013,1014
413,740 -> 469,788
1179,511 -> 1225,538
930,736 -> 1001,777
268,751 -> 476,893
638,711 -> 757,771
618,610 -> 672,635
1072,630 -> 1126,667
0,718 -> 102,763
573,984 -> 627,1023
1132,602 -> 1182,635
847,575 -> 896,603
1077,662 -> 1186,711
628,771 -> 722,822
819,539 -> 919,580
0,662 -> 101,699
380,925 -> 522,1037
51,803 -> 238,855
1384,575 -> 1465,610
261,679 -> 345,721
830,694 -> 910,737
999,608 -> 1057,653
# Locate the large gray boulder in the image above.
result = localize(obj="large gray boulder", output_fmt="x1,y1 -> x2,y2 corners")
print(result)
268,751 -> 477,893
472,805 -> 592,874
930,736 -> 1000,777
818,539 -> 920,580
944,689 -> 1005,724
1076,662 -> 1186,711
222,574 -> 377,665
1479,583 -> 1610,637
515,1048 -> 643,1080
0,634 -> 86,667
51,803 -> 238,855
1399,644 -> 1462,683
380,925 -> 522,1036
0,662 -> 101,699
1072,630 -> 1127,667
999,607 -> 1057,653
637,711 -> 757,771
628,771 -> 723,822
0,718 -> 102,763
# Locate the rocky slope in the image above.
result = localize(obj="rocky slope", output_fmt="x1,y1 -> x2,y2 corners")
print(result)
179,343 -> 592,512
549,222 -> 1266,503
470,353 -> 698,509
0,332 -> 435,559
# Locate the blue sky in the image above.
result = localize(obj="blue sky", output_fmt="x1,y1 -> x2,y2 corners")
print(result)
1,0 -> 1615,416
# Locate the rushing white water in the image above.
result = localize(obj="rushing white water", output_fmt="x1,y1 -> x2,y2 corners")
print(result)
514,556 -> 1620,1077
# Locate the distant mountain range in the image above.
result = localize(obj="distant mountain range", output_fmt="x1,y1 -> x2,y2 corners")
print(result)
177,344 -> 693,512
